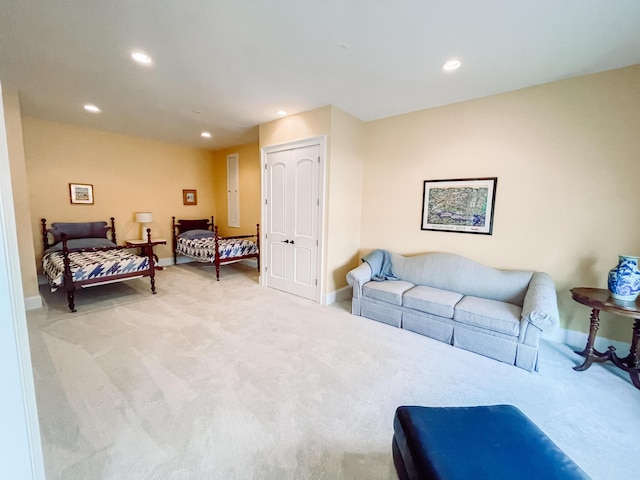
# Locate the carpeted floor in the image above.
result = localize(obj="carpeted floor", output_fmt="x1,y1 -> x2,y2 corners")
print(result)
27,262 -> 639,479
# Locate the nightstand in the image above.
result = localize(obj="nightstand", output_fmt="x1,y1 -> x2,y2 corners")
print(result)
125,238 -> 167,270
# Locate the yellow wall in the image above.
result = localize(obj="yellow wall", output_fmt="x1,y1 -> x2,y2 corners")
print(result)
362,65 -> 640,342
2,90 -> 40,303
326,107 -> 365,295
260,105 -> 332,147
211,143 -> 261,237
21,117 -> 217,263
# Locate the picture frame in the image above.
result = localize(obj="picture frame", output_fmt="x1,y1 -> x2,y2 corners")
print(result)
421,177 -> 497,235
183,189 -> 197,205
69,183 -> 94,205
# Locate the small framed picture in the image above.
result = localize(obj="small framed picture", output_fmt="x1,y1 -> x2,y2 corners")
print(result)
183,189 -> 197,205
69,183 -> 94,205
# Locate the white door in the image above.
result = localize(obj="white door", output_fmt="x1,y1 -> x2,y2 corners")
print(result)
265,143 -> 320,301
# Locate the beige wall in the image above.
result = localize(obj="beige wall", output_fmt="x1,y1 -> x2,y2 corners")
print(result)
326,107 -> 365,295
2,90 -> 40,303
260,105 -> 332,148
22,117 -> 217,263
362,65 -> 640,342
211,143 -> 261,237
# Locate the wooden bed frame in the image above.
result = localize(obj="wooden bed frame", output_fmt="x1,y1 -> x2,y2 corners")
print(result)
41,217 -> 158,312
171,216 -> 260,280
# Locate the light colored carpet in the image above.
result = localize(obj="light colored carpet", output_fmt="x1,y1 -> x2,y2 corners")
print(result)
27,262 -> 639,480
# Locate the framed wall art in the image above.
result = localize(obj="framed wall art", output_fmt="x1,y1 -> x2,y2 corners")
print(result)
421,177 -> 497,235
183,189 -> 197,205
69,183 -> 94,205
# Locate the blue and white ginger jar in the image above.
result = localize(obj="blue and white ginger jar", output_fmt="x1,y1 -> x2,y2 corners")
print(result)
608,255 -> 640,301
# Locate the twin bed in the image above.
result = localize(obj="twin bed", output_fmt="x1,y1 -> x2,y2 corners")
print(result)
172,216 -> 260,280
41,216 -> 260,312
41,217 -> 157,312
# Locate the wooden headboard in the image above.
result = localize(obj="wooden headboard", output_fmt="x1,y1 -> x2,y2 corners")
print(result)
172,216 -> 214,235
41,217 -> 116,250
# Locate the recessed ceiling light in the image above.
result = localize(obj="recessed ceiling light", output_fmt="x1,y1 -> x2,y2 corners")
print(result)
276,110 -> 287,116
201,131 -> 212,138
84,104 -> 101,113
443,59 -> 461,71
131,51 -> 153,65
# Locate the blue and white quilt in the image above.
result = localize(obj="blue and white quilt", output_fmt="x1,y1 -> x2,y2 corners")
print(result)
43,249 -> 150,290
176,233 -> 258,263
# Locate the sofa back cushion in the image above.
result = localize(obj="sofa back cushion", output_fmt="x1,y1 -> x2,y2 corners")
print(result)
390,252 -> 532,307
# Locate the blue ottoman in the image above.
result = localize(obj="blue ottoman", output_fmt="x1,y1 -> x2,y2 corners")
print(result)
392,405 -> 590,480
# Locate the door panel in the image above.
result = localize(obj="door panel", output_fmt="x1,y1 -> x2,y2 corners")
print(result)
294,157 -> 315,238
269,160 -> 287,236
294,247 -> 313,286
269,242 -> 287,279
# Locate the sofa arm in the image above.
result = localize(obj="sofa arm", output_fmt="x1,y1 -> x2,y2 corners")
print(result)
521,272 -> 559,331
346,262 -> 373,299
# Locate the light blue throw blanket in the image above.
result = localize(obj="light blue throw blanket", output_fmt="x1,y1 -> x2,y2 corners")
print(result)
362,249 -> 398,282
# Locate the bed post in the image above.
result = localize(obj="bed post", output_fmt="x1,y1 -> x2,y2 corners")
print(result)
210,216 -> 214,231
172,216 -> 177,265
110,217 -> 117,244
214,225 -> 220,281
41,218 -> 50,251
60,233 -> 76,312
145,227 -> 157,294
256,223 -> 260,272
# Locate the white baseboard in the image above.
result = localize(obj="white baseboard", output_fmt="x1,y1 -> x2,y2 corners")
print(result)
323,285 -> 351,306
543,326 -> 630,352
24,295 -> 43,310
158,257 -> 176,267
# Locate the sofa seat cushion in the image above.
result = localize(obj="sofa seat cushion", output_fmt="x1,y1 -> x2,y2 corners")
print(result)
403,286 -> 462,319
363,280 -> 415,305
454,296 -> 522,336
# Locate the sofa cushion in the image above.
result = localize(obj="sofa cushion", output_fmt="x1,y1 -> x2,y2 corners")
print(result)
453,296 -> 522,336
403,286 -> 462,319
363,280 -> 415,305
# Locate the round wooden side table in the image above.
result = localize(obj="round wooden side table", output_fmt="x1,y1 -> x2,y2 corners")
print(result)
570,287 -> 640,389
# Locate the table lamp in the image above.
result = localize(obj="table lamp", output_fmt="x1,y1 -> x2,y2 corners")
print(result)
135,212 -> 153,240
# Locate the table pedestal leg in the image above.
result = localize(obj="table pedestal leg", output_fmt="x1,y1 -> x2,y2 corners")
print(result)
574,308 -> 609,371
619,319 -> 640,388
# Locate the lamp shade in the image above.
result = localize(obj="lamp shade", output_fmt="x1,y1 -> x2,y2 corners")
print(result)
135,212 -> 153,223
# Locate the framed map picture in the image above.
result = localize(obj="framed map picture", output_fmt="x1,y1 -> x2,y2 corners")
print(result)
421,177 -> 497,235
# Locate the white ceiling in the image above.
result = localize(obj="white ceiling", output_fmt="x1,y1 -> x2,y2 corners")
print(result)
1,0 -> 640,150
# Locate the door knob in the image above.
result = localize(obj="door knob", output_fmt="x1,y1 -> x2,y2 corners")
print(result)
283,239 -> 290,243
